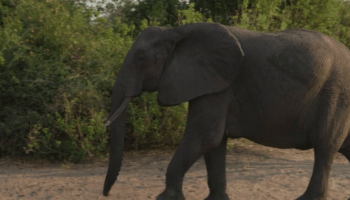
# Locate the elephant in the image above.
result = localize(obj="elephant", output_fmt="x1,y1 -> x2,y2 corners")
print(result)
102,22 -> 350,200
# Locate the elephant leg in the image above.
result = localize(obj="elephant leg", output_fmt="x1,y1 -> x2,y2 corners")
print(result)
339,145 -> 350,200
339,146 -> 350,163
204,135 -> 229,200
339,135 -> 350,162
157,89 -> 231,200
296,147 -> 338,200
296,103 -> 350,200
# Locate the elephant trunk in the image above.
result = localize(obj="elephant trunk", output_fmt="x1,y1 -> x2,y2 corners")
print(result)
103,77 -> 130,196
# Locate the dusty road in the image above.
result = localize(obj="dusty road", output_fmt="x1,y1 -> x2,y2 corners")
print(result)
0,139 -> 349,200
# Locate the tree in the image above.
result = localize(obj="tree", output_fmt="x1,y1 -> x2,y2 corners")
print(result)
191,0 -> 240,25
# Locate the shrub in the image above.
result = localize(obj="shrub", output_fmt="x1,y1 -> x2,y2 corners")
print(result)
0,0 -> 188,161
0,0 -> 130,161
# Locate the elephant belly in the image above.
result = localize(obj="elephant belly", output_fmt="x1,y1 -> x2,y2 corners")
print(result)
225,124 -> 312,150
225,93 -> 313,150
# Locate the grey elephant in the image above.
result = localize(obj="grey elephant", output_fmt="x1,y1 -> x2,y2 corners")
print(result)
102,22 -> 350,200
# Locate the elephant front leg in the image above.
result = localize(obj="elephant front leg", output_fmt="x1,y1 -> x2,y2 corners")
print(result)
157,89 -> 231,200
204,135 -> 229,200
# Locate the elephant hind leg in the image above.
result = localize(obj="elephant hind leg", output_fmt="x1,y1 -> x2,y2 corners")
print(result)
339,146 -> 350,163
338,142 -> 350,200
297,95 -> 350,200
338,135 -> 350,163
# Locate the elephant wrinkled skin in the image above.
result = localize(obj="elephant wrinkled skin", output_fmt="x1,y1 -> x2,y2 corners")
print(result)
102,23 -> 350,200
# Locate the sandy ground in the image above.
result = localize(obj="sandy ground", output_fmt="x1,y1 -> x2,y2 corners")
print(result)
0,139 -> 349,200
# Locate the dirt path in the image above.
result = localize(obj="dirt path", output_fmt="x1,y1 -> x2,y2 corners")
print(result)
0,139 -> 349,200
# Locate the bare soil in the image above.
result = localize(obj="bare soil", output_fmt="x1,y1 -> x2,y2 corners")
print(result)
0,139 -> 349,200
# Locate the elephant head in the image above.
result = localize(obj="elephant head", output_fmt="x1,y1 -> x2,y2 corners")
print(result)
102,22 -> 244,196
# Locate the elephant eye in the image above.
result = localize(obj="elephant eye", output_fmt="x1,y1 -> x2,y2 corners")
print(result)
137,54 -> 144,61
135,49 -> 146,61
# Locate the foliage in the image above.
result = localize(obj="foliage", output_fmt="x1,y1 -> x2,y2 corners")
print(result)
191,0 -> 350,41
126,92 -> 187,150
177,3 -> 208,25
0,0 -> 124,161
232,0 -> 345,34
0,0 -> 186,161
189,0 -> 350,49
103,0 -> 205,34
0,0 -> 188,161
101,0 -> 182,34
190,0 -> 240,24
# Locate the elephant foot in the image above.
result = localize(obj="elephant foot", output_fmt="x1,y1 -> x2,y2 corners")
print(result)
204,192 -> 229,200
156,188 -> 185,200
295,192 -> 326,200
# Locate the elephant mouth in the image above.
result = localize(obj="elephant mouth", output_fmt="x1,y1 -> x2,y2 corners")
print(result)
104,97 -> 131,126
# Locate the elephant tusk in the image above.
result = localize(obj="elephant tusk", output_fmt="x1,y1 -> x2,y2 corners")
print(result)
104,97 -> 131,127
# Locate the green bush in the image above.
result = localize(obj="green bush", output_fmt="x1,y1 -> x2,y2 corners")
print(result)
190,0 -> 350,48
0,0 -> 188,161
0,0 -> 120,161
126,92 -> 187,150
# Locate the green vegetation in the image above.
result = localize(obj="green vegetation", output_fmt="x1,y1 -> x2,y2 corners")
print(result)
1,0 -> 350,161
191,0 -> 350,46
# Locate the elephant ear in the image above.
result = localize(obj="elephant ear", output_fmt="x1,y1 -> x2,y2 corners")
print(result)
157,23 -> 244,106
